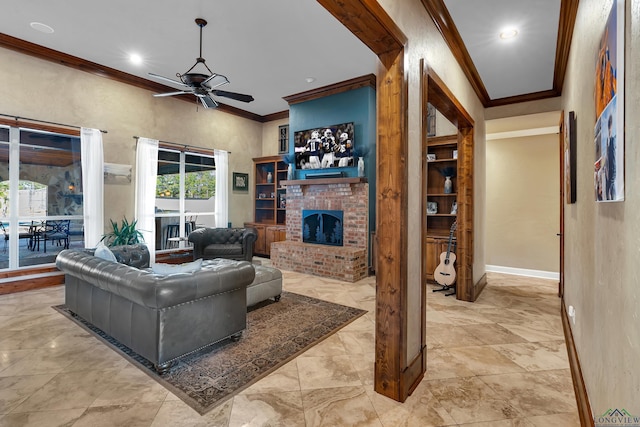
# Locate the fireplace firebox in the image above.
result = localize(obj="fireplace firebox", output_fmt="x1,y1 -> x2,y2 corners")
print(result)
302,210 -> 343,246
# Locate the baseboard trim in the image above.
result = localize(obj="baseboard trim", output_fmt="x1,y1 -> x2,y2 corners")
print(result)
401,347 -> 425,400
486,264 -> 559,280
473,273 -> 488,301
561,298 -> 593,427
0,271 -> 64,294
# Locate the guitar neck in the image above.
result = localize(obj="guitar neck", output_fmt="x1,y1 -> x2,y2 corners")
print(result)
444,222 -> 456,261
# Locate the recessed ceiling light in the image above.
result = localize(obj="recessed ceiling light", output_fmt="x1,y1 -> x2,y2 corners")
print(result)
499,28 -> 519,39
129,53 -> 143,65
30,22 -> 54,34
305,77 -> 316,83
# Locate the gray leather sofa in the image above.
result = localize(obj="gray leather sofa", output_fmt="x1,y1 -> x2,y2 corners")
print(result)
188,227 -> 257,262
55,244 -> 255,373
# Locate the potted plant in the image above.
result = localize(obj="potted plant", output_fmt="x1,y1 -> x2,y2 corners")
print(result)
101,217 -> 144,247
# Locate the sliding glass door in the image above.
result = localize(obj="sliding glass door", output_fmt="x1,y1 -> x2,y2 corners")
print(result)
154,148 -> 216,251
0,125 -> 83,270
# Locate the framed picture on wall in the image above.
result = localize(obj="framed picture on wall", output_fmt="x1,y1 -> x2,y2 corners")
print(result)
232,172 -> 249,191
427,103 -> 436,137
278,125 -> 289,154
564,111 -> 577,204
594,0 -> 624,202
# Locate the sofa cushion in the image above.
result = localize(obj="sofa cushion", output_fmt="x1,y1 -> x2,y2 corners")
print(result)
203,243 -> 243,257
152,258 -> 203,275
94,242 -> 117,262
110,244 -> 150,268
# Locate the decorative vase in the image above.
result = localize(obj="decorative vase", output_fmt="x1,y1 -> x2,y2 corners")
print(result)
267,171 -> 273,183
287,163 -> 294,181
444,176 -> 453,194
357,157 -> 365,177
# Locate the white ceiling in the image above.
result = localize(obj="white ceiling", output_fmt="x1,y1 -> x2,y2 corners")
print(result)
1,0 -> 562,116
444,0 -> 562,100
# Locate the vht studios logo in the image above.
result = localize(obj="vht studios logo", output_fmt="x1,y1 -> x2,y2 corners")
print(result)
596,408 -> 640,427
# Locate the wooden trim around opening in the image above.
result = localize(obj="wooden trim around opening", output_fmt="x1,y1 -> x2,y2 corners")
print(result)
317,0 -> 413,403
561,298 -> 594,427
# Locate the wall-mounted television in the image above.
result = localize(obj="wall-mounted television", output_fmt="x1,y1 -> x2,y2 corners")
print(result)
293,122 -> 355,169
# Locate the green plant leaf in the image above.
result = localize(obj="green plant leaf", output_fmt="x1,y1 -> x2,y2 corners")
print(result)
101,217 -> 144,247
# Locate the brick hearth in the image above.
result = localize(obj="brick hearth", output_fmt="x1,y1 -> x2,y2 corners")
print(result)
271,179 -> 369,282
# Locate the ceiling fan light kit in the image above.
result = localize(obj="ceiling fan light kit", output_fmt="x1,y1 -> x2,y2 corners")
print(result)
149,18 -> 254,109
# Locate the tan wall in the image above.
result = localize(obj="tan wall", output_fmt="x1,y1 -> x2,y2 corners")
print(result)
0,47 -> 262,230
562,0 -> 640,416
486,134 -> 559,273
485,97 -> 563,120
261,118 -> 289,156
435,109 -> 458,136
378,0 -> 486,364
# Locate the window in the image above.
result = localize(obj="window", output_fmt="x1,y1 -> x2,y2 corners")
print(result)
155,148 -> 216,251
0,126 -> 83,270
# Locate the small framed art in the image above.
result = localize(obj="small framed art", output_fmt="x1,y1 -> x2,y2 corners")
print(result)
233,172 -> 249,191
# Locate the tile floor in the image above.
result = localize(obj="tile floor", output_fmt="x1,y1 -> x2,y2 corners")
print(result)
0,265 -> 579,426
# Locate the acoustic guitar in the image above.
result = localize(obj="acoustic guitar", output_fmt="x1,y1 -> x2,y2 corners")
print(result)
434,221 -> 457,287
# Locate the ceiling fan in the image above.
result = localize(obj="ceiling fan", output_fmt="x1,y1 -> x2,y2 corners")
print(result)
149,18 -> 254,109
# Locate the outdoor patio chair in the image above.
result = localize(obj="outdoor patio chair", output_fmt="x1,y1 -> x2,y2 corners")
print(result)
33,220 -> 70,253
1,222 -> 37,253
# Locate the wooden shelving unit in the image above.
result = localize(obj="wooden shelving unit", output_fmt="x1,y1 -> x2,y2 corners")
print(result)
426,134 -> 458,241
425,134 -> 461,284
245,155 -> 287,257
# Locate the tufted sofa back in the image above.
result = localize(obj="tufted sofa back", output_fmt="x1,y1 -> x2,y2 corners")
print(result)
188,227 -> 257,262
85,244 -> 150,269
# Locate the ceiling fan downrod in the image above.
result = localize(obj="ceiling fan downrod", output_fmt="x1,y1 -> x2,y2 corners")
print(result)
195,18 -> 207,64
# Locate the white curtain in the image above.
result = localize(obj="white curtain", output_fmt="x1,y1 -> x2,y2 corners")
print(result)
135,137 -> 159,263
80,127 -> 104,247
214,149 -> 229,228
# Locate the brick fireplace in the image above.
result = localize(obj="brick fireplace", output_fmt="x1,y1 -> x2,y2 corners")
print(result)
271,177 -> 369,282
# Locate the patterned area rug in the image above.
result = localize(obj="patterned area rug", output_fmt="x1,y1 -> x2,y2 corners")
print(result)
53,292 -> 366,415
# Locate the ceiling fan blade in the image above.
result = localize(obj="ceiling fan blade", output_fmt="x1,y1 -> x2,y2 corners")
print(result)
202,74 -> 230,89
211,90 -> 255,103
199,94 -> 219,109
153,91 -> 192,97
148,72 -> 189,87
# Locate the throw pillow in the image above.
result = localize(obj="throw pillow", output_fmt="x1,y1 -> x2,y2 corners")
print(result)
94,241 -> 117,262
151,258 -> 203,275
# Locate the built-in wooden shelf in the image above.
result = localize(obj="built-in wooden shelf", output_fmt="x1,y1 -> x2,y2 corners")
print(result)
281,177 -> 367,187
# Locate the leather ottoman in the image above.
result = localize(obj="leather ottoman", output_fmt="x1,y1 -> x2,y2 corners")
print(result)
201,259 -> 282,307
247,264 -> 283,307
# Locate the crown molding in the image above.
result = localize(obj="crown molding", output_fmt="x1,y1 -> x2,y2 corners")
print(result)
486,89 -> 561,108
554,0 -> 580,92
283,74 -> 376,106
420,0 -> 578,108
421,0 -> 490,105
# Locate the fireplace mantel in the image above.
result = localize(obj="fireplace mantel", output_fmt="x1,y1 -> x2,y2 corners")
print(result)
281,177 -> 367,187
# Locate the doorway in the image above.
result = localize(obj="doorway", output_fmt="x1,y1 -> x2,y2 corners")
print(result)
421,63 -> 476,301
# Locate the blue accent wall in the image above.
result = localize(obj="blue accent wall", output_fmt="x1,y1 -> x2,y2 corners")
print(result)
288,85 -> 376,260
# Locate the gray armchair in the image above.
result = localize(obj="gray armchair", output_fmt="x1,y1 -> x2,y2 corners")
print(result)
188,227 -> 257,262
